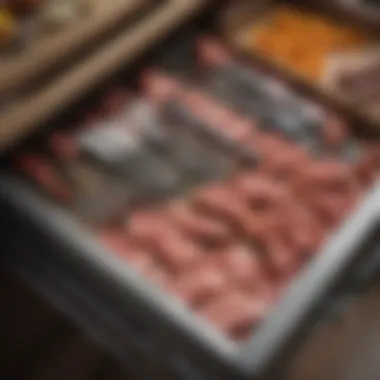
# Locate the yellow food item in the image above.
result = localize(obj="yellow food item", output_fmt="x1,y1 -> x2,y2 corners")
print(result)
251,6 -> 371,81
0,8 -> 16,48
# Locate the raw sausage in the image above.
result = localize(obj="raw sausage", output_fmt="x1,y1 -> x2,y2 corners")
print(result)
191,184 -> 254,233
166,200 -> 231,246
281,205 -> 325,257
182,89 -> 255,143
174,261 -> 227,306
200,292 -> 269,339
219,244 -> 267,290
257,135 -> 311,182
322,116 -> 349,147
232,174 -> 291,212
308,192 -> 357,227
296,159 -> 356,193
196,37 -> 232,68
126,210 -> 175,245
153,231 -> 201,272
141,70 -> 181,103
263,233 -> 297,279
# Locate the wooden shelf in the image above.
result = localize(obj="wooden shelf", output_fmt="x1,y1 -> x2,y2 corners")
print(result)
0,0 -> 210,152
0,0 -> 150,101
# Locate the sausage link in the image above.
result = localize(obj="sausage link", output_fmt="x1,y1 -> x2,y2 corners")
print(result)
255,133 -> 294,156
243,213 -> 282,245
200,292 -> 269,339
322,116 -> 349,147
153,232 -> 201,272
140,70 -> 182,103
257,137 -> 310,182
182,90 -> 255,143
232,174 -> 291,212
308,192 -> 358,227
263,232 -> 297,278
294,161 -> 360,223
297,159 -> 360,226
166,200 -> 231,246
174,262 -> 227,307
191,185 -> 254,234
126,210 -> 175,245
295,160 -> 357,194
127,210 -> 201,271
220,244 -> 267,290
127,254 -> 155,275
280,205 -> 326,258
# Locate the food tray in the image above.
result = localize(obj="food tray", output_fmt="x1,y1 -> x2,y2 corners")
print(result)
1,4 -> 380,380
219,0 -> 380,132
0,0 -> 209,153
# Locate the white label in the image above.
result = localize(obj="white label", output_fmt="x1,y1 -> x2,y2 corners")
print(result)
78,122 -> 141,164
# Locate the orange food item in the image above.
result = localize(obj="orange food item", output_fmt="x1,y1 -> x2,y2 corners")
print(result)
251,6 -> 371,81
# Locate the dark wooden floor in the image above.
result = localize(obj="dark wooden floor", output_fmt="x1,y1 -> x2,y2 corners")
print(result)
0,269 -> 128,380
